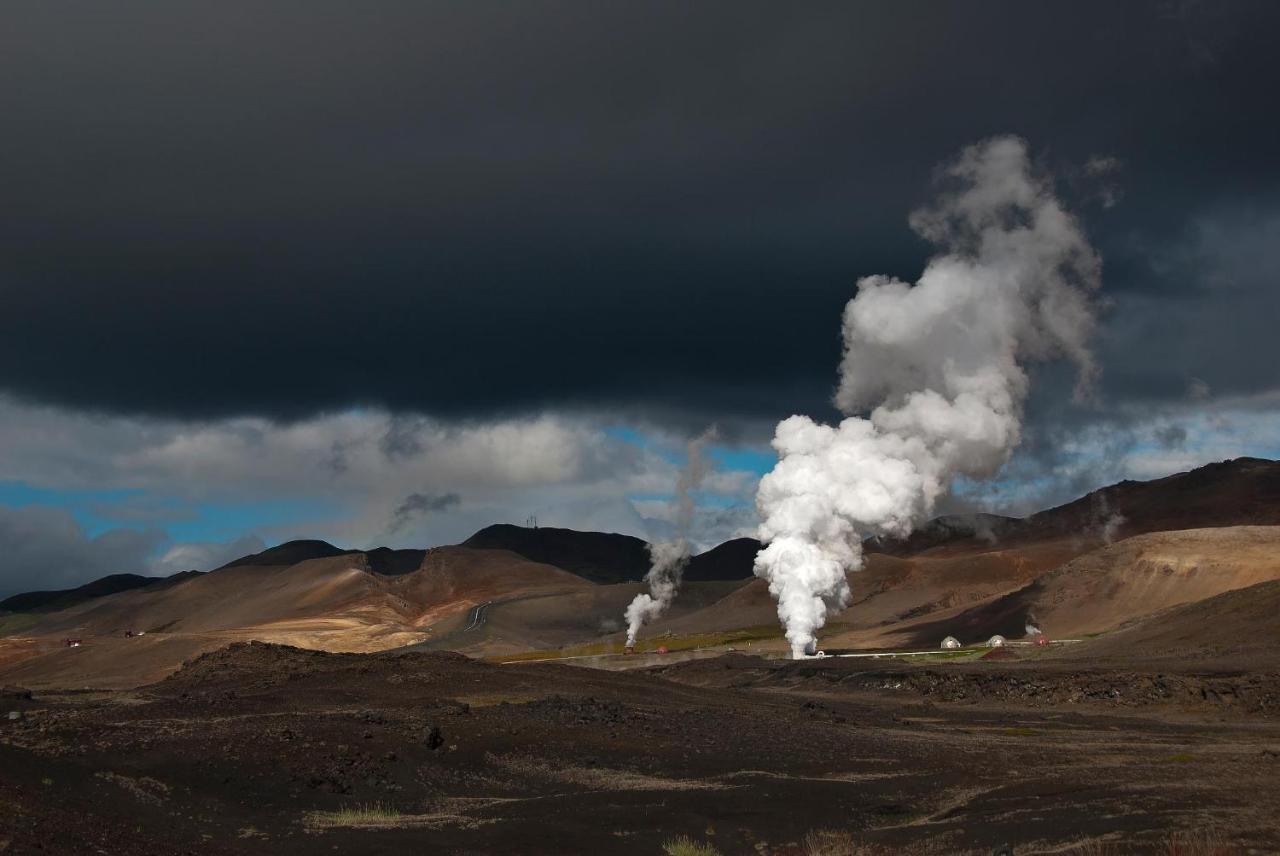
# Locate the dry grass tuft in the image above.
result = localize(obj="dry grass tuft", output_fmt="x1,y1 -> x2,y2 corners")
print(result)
1063,839 -> 1124,856
488,753 -> 719,791
805,828 -> 862,855
803,829 -> 961,856
1062,831 -> 1240,856
1160,830 -> 1241,856
662,835 -> 721,856
305,803 -> 403,829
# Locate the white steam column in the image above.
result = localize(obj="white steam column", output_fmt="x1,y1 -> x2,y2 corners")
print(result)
753,136 -> 1103,658
624,427 -> 718,650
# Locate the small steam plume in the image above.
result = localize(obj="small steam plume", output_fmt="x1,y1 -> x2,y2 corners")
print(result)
624,427 -> 718,647
754,136 -> 1102,658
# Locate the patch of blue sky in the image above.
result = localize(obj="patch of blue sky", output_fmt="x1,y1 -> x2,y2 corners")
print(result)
0,480 -> 147,533
602,425 -> 682,463
626,490 -> 746,510
0,479 -> 342,543
0,480 -> 140,508
163,498 -> 344,542
604,423 -> 776,475
708,446 -> 775,476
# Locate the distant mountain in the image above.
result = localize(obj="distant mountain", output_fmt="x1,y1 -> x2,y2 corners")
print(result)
462,525 -> 761,584
685,538 -> 759,581
218,539 -> 349,568
871,457 -> 1280,557
462,524 -> 649,584
361,547 -> 427,576
0,570 -> 204,614
1021,457 -> 1280,541
219,540 -> 425,576
2,541 -> 426,616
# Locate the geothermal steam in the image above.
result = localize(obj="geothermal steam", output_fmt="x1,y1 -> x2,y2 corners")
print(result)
625,427 -> 718,647
754,136 -> 1101,658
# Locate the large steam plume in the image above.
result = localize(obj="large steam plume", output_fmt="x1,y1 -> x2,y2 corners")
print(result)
754,136 -> 1101,658
625,427 -> 718,647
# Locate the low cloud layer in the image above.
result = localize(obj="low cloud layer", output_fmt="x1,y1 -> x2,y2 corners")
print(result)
0,397 -> 758,595
0,505 -> 165,596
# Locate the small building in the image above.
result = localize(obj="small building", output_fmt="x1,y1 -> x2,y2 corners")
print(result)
940,636 -> 961,650
986,635 -> 1007,648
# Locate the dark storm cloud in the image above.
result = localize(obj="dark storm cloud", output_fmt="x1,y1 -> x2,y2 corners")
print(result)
1155,424 -> 1188,450
1,1 -> 1278,424
387,491 -> 461,534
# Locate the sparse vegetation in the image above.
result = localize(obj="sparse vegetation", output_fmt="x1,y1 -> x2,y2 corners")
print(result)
1064,839 -> 1124,856
662,835 -> 721,856
1063,831 -> 1240,855
1164,752 -> 1197,763
305,803 -> 403,829
805,828 -> 860,855
894,648 -> 985,663
488,753 -> 719,791
1161,830 -> 1240,855
456,692 -> 538,707
802,829 -> 957,856
491,624 -> 783,662
0,613 -> 41,635
1003,726 -> 1041,737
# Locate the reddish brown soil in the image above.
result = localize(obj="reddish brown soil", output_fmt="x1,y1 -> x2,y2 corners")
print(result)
2,642 -> 1279,854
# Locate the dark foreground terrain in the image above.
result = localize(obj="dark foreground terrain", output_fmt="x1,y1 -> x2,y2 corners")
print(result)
2,643 -> 1278,855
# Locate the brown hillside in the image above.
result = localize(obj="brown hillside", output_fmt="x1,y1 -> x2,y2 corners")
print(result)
1063,577 -> 1280,665
899,526 -> 1280,646
0,546 -> 589,688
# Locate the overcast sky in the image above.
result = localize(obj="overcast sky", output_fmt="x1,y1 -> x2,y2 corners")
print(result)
2,1 -> 1278,596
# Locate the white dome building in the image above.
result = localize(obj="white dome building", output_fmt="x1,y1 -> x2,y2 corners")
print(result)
987,635 -> 1007,648
940,636 -> 961,650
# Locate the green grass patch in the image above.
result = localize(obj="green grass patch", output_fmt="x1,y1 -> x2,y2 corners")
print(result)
662,836 -> 721,856
883,648 -> 985,664
305,803 -> 403,829
489,625 -> 783,663
1164,752 -> 1197,763
0,613 -> 41,636
1003,727 -> 1041,737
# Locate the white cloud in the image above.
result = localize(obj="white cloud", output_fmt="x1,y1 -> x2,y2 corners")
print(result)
953,388 -> 1280,515
150,534 -> 267,576
0,397 -> 764,579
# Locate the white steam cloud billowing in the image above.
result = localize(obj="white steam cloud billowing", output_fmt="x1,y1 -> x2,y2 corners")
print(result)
624,427 -> 718,646
753,136 -> 1102,657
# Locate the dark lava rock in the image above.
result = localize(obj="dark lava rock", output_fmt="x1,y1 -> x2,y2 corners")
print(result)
426,725 -> 444,750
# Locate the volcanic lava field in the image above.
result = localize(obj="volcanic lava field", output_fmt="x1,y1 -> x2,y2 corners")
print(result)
2,642 -> 1279,855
